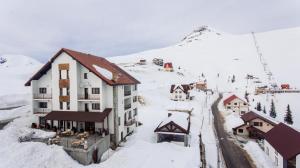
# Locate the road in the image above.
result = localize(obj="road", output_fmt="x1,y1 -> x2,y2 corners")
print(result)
211,94 -> 255,168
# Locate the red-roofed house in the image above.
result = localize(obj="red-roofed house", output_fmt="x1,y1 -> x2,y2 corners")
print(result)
233,111 -> 277,139
170,84 -> 192,101
25,48 -> 140,148
223,94 -> 249,115
164,62 -> 173,72
264,123 -> 300,168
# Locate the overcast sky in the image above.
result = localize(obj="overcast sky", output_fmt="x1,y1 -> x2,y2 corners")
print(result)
0,0 -> 300,62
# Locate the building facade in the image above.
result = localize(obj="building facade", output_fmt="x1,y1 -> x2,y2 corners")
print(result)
25,48 -> 140,145
233,111 -> 276,139
223,95 -> 249,115
170,84 -> 191,101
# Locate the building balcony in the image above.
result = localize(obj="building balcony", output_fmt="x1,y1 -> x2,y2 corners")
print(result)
33,108 -> 51,114
33,94 -> 52,99
124,104 -> 131,110
78,94 -> 100,101
59,79 -> 70,88
124,90 -> 131,96
59,96 -> 70,102
125,119 -> 136,126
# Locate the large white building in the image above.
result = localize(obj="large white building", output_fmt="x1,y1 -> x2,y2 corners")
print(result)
25,48 -> 140,146
264,123 -> 300,168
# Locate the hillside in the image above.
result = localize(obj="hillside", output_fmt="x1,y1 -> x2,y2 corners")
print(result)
0,54 -> 42,108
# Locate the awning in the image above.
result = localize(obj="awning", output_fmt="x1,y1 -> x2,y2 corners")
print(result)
44,108 -> 112,122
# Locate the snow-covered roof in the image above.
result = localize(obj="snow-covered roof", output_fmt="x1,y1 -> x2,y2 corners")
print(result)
155,112 -> 190,134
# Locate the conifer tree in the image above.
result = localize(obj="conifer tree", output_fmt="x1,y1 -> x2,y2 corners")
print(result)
284,104 -> 293,125
263,106 -> 266,114
256,102 -> 262,111
269,100 -> 277,118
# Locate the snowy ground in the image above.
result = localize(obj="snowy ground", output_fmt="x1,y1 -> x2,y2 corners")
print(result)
0,26 -> 300,168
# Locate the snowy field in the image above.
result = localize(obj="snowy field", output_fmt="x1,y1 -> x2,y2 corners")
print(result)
0,26 -> 300,168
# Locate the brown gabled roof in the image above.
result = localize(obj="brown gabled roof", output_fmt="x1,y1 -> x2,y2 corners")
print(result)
25,48 -> 140,86
44,108 -> 112,122
170,84 -> 191,94
223,95 -> 239,105
265,123 -> 300,160
241,111 -> 276,126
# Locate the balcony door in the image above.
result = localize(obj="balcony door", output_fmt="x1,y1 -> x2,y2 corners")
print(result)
84,88 -> 88,99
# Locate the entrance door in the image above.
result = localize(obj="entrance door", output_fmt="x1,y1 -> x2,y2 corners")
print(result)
85,103 -> 89,112
84,88 -> 88,99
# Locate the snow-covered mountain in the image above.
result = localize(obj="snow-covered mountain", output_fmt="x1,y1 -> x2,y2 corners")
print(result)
0,26 -> 300,168
0,54 -> 42,107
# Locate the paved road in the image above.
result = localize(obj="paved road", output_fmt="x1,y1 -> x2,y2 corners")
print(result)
211,94 -> 255,168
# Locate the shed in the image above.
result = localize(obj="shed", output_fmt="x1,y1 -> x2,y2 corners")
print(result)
154,112 -> 190,146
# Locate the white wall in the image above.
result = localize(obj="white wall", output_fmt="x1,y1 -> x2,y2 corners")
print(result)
225,98 -> 249,115
264,140 -> 284,168
297,154 -> 300,168
51,52 -> 78,111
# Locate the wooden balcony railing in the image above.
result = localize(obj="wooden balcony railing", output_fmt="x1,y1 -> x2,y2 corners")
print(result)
58,63 -> 69,70
59,79 -> 70,88
59,96 -> 70,102
33,94 -> 52,99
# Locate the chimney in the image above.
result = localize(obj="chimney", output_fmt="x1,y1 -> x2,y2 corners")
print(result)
168,113 -> 172,117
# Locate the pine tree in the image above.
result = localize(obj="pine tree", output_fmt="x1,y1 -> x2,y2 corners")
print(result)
284,104 -> 293,125
256,102 -> 262,111
269,100 -> 277,118
263,106 -> 266,114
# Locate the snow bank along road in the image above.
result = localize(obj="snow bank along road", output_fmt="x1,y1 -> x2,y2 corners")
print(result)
211,94 -> 254,168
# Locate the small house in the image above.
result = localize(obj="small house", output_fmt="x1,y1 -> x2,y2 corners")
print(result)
281,84 -> 290,90
196,82 -> 207,91
154,112 -> 190,147
233,111 -> 276,139
164,62 -> 173,72
264,123 -> 300,168
223,94 -> 249,115
170,84 -> 191,101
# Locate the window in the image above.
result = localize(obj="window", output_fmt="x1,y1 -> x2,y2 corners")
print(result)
234,103 -> 238,105
60,88 -> 63,96
66,70 -> 69,79
92,88 -> 100,94
179,91 -> 182,94
254,122 -> 262,127
238,129 -> 243,133
67,102 -> 70,110
92,103 -> 100,110
244,103 -> 247,106
227,106 -> 231,109
133,96 -> 137,102
133,84 -> 137,91
39,117 -> 46,126
128,111 -> 132,119
60,102 -> 63,110
228,103 -> 231,105
39,88 -> 47,94
84,73 -> 88,79
118,117 -> 121,126
39,102 -> 47,108
134,108 -> 138,116
275,156 -> 278,166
